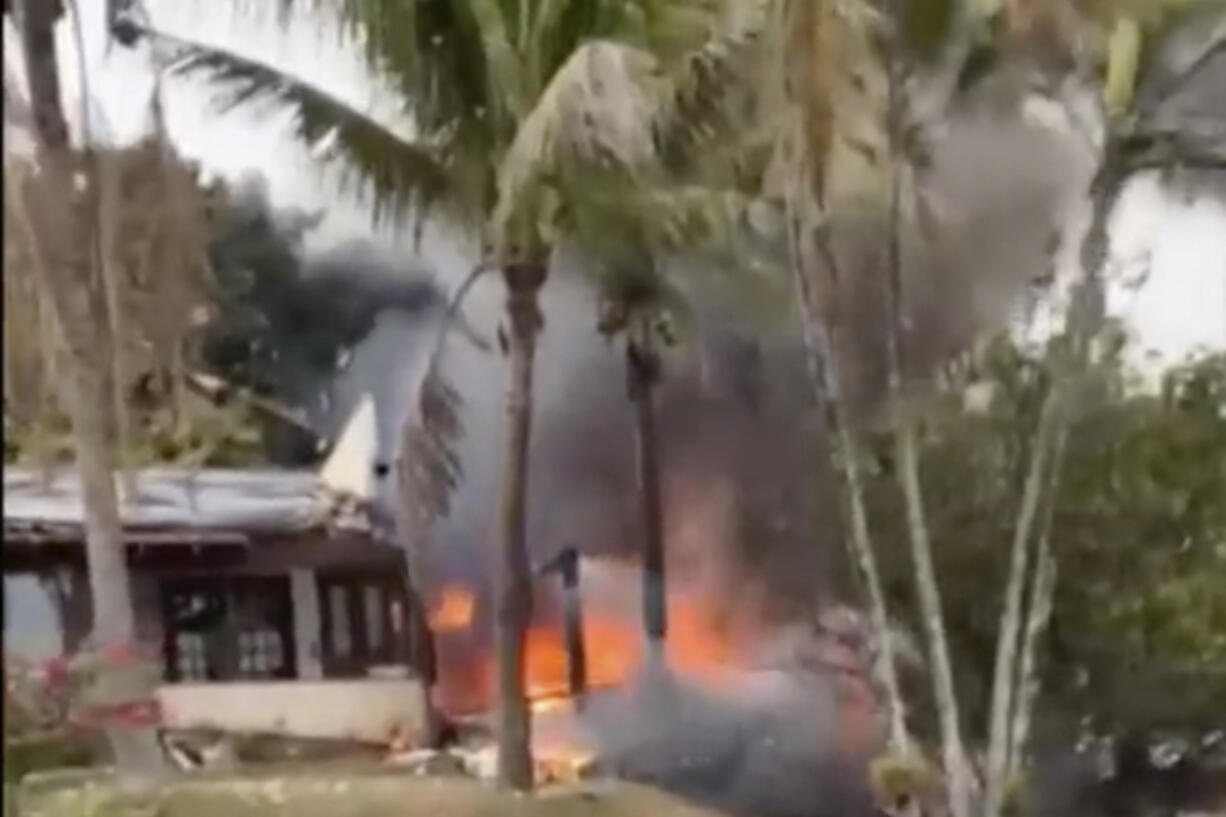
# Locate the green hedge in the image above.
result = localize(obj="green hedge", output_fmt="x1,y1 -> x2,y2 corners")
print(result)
3,731 -> 105,784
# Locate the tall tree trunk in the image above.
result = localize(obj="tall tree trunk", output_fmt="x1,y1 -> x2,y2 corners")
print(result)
983,392 -> 1059,812
494,261 -> 546,791
788,208 -> 911,756
882,55 -> 970,817
1006,426 -> 1063,781
16,0 -> 164,775
628,323 -> 667,659
895,424 -> 972,817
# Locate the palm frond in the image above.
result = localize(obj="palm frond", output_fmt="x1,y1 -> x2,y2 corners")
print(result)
150,27 -> 451,225
395,263 -> 490,530
399,369 -> 464,528
631,0 -> 729,60
650,0 -> 772,181
492,39 -> 659,257
466,0 -> 527,118
331,0 -> 500,159
566,168 -> 790,308
775,0 -> 891,209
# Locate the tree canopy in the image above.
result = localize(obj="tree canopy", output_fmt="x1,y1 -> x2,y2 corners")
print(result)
861,336 -> 1226,748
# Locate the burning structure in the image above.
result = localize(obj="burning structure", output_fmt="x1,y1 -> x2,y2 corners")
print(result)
378,87 -> 1088,814
397,317 -> 895,816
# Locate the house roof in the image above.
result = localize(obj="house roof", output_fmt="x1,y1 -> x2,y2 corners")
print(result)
2,468 -> 366,543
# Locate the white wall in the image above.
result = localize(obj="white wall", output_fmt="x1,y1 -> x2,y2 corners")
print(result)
158,678 -> 428,744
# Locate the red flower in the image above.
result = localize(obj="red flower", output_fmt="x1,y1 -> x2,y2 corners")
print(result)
43,657 -> 70,688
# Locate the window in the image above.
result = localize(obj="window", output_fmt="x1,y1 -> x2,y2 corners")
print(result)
175,632 -> 208,680
237,628 -> 284,678
317,574 -> 404,677
161,576 -> 296,682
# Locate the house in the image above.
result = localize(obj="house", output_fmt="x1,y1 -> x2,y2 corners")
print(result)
2,467 -> 412,680
3,398 -> 432,743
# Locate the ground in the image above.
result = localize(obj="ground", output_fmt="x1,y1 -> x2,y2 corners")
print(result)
15,771 -> 738,817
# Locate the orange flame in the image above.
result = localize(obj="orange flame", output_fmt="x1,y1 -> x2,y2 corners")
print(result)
429,585 -> 476,632
429,579 -> 738,715
515,599 -> 732,703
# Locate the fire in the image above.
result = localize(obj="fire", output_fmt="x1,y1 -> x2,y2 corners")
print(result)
431,591 -> 734,715
429,585 -> 476,632
521,617 -> 638,700
427,561 -> 740,716
519,598 -> 732,701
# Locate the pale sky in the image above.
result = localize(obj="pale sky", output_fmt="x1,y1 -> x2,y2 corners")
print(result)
8,0 -> 1226,370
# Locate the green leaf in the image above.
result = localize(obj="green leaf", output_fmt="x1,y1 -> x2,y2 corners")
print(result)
163,31 -> 450,226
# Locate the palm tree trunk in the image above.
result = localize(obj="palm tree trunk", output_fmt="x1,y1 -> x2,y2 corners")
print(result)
882,54 -> 970,817
788,210 -> 910,756
16,0 -> 164,775
494,261 -> 546,791
627,326 -> 667,659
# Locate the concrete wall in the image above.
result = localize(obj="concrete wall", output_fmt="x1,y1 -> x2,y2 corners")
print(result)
157,678 -> 428,744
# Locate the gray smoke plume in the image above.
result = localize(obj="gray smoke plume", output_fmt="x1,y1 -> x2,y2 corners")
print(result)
587,663 -> 869,817
821,91 -> 1094,428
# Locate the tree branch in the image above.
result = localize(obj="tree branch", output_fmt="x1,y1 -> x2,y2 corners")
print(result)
1121,122 -> 1226,172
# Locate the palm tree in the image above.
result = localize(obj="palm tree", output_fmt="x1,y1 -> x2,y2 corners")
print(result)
5,0 -> 182,774
121,0 -> 770,787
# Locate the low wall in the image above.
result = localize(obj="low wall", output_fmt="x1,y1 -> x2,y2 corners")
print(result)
157,678 -> 428,745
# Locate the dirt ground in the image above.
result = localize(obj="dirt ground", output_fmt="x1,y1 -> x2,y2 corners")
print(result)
15,771 -> 737,817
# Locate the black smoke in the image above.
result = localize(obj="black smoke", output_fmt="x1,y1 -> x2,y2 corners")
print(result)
199,173 -> 446,464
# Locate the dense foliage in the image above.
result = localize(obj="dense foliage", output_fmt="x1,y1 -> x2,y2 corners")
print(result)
862,337 -> 1226,749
